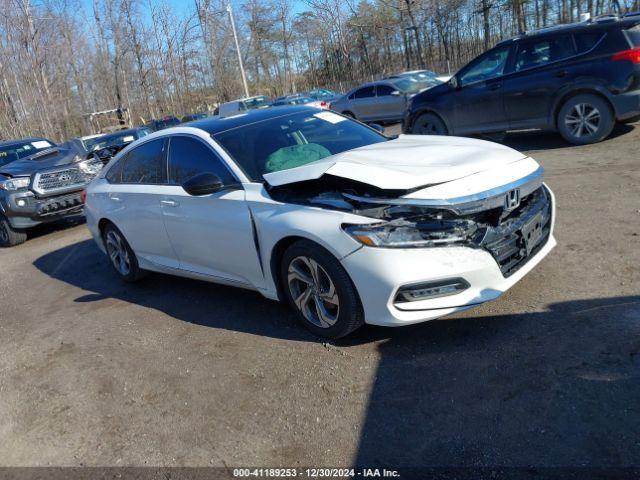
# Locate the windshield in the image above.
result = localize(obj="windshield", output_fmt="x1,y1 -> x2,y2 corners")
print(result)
82,136 -> 106,152
411,71 -> 437,80
392,78 -> 426,93
307,89 -> 338,100
0,139 -> 54,166
243,96 -> 271,109
212,110 -> 387,181
90,129 -> 151,151
274,97 -> 314,106
393,77 -> 440,93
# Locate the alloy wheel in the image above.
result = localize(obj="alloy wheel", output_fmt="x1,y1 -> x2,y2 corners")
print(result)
105,230 -> 131,276
287,256 -> 340,329
564,103 -> 601,138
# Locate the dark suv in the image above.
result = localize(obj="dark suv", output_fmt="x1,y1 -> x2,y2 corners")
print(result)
403,14 -> 640,144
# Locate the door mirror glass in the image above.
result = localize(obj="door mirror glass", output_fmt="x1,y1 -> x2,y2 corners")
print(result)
182,172 -> 224,196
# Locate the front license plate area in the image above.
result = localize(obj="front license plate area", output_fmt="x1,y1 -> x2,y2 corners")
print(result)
521,211 -> 545,256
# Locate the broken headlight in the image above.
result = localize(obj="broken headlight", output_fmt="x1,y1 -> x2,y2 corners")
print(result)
0,177 -> 30,191
342,218 -> 475,248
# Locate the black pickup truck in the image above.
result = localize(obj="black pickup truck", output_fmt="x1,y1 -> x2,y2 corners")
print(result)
0,137 -> 105,247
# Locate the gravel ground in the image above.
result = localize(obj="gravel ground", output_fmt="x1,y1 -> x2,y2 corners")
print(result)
0,123 -> 638,471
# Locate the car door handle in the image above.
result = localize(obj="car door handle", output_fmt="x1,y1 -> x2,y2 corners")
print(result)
160,199 -> 179,207
109,195 -> 122,202
488,83 -> 502,91
555,70 -> 568,78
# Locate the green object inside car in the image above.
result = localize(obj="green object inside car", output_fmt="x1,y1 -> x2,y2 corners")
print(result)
264,143 -> 332,173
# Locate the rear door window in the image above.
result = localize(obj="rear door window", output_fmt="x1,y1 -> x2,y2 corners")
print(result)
354,86 -> 375,99
514,35 -> 576,71
624,24 -> 640,46
574,31 -> 604,53
376,85 -> 395,96
120,138 -> 167,184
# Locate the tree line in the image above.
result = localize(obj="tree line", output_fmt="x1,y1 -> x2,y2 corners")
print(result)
0,0 -> 638,141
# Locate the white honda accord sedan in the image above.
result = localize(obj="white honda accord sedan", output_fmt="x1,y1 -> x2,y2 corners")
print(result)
85,106 -> 556,338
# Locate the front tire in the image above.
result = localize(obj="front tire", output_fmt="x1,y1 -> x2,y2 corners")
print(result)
413,112 -> 448,135
0,214 -> 27,247
557,94 -> 614,145
102,223 -> 145,282
281,240 -> 364,339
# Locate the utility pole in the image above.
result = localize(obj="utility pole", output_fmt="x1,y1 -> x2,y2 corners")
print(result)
227,2 -> 249,98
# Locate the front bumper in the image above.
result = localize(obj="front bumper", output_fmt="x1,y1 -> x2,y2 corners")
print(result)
340,186 -> 556,326
0,190 -> 84,228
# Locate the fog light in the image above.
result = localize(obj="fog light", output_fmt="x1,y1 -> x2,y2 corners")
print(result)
395,278 -> 470,303
17,199 -> 26,207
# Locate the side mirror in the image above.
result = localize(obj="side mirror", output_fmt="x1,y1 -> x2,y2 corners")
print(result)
182,172 -> 225,196
390,90 -> 401,96
449,76 -> 459,89
368,123 -> 385,133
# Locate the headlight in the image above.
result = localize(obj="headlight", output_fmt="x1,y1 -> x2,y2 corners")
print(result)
0,177 -> 30,191
342,219 -> 475,248
77,157 -> 104,177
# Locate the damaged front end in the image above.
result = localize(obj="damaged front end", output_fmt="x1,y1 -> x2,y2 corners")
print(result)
269,171 -> 552,278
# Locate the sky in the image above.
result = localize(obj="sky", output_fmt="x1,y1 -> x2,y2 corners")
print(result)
80,0 -> 309,23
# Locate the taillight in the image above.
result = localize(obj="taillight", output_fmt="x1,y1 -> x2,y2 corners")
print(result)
612,47 -> 640,63
80,189 -> 87,204
320,100 -> 327,107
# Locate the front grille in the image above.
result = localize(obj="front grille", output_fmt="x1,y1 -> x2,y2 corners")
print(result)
33,167 -> 90,196
480,186 -> 552,277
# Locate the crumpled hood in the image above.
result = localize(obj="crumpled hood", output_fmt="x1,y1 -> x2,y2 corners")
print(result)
263,135 -> 529,191
0,147 -> 80,177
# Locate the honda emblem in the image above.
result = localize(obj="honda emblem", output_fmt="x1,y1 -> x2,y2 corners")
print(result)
504,188 -> 521,211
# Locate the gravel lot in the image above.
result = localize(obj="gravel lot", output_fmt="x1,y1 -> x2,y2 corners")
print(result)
0,123 -> 639,471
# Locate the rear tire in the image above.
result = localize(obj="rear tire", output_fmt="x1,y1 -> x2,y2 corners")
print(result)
281,240 -> 364,339
413,112 -> 448,135
341,111 -> 355,119
101,223 -> 145,282
0,214 -> 27,247
557,94 -> 614,145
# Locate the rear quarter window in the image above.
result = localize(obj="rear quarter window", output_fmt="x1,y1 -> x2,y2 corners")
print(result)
574,31 -> 605,53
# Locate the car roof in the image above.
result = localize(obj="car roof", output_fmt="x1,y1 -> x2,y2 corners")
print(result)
188,105 -> 322,135
496,14 -> 640,45
0,137 -> 50,147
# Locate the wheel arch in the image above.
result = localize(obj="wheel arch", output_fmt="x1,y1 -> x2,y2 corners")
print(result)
551,87 -> 615,128
411,108 -> 451,135
268,234 -> 358,303
269,235 -> 315,302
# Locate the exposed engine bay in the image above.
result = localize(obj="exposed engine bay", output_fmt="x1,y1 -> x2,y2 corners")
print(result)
269,174 -> 552,277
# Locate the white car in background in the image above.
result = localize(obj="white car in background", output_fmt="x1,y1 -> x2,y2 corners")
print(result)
217,95 -> 272,117
85,106 -> 556,339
